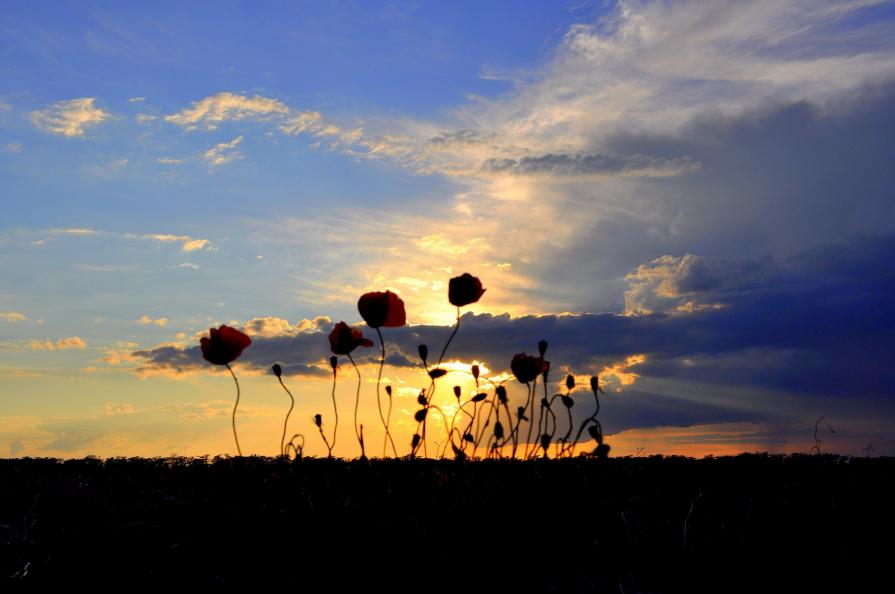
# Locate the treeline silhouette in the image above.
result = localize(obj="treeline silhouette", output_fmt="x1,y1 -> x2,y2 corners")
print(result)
1,454 -> 891,592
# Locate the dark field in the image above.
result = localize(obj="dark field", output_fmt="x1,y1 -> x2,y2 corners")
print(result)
1,454 -> 892,592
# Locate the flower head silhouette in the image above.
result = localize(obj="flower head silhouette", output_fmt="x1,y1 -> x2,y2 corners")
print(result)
200,325 -> 252,365
358,290 -> 406,329
511,353 -> 550,384
448,273 -> 486,307
329,321 -> 373,355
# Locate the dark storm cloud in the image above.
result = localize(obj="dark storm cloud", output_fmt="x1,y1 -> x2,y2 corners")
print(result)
480,152 -> 700,178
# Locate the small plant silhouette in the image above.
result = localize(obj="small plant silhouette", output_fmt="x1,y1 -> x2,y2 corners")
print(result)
199,325 -> 252,456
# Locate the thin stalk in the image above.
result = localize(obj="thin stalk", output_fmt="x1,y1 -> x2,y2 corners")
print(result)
277,376 -> 295,457
435,307 -> 461,368
348,353 -> 365,459
226,363 -> 242,456
375,328 -> 398,458
329,366 -> 339,457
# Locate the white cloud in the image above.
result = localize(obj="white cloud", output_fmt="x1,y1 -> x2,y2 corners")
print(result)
142,233 -> 210,252
157,157 -> 183,164
2,143 -> 22,154
165,92 -> 289,131
1,312 -> 27,322
203,135 -> 243,167
48,227 -> 98,236
30,98 -> 110,137
128,97 -> 146,103
30,337 -> 87,350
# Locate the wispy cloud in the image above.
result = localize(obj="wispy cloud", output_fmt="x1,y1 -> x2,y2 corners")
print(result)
203,136 -> 243,167
2,143 -> 22,154
141,233 -> 210,252
157,157 -> 183,164
29,337 -> 87,350
1,312 -> 27,323
165,92 -> 289,131
30,98 -> 110,137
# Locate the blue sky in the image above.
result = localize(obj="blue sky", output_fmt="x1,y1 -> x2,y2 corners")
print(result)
2,1 -> 894,458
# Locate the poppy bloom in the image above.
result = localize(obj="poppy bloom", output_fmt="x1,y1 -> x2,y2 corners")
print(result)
200,325 -> 252,365
358,290 -> 406,329
448,273 -> 486,307
510,353 -> 550,384
329,321 -> 373,355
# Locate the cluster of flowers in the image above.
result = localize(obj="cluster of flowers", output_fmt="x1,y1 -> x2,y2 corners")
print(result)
199,273 -> 608,460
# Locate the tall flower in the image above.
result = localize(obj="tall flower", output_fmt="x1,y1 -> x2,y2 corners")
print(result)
358,290 -> 406,457
200,325 -> 252,456
358,290 -> 406,329
329,321 -> 373,355
511,353 -> 549,384
448,273 -> 486,307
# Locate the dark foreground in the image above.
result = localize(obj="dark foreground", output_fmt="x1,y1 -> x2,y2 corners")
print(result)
1,454 -> 892,592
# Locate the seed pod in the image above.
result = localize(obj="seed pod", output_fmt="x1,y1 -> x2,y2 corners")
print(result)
538,340 -> 548,357
496,385 -> 508,404
313,413 -> 322,428
453,386 -> 462,399
272,363 -> 282,378
429,368 -> 447,379
411,434 -> 421,449
471,392 -> 487,403
561,395 -> 574,409
493,421 -> 504,440
385,385 -> 392,396
414,408 -> 427,422
566,374 -> 575,390
590,376 -> 599,393
418,344 -> 429,364
329,356 -> 338,371
471,364 -> 480,380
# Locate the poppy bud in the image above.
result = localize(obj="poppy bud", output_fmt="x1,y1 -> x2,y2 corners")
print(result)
595,443 -> 611,459
494,421 -> 504,440
417,392 -> 428,406
453,386 -> 462,399
463,432 -> 474,443
448,273 -> 486,307
538,340 -> 548,357
411,434 -> 421,449
541,398 -> 549,408
313,414 -> 322,428
414,409 -> 427,422
330,356 -> 338,371
472,393 -> 487,403
385,385 -> 392,396
566,375 -> 575,391
452,444 -> 467,461
496,385 -> 508,404
590,376 -> 599,393
517,406 -> 527,421
272,363 -> 282,378
471,364 -> 480,380
418,344 -> 428,364
540,434 -> 551,450
588,425 -> 603,444
429,368 -> 447,379
561,395 -> 574,409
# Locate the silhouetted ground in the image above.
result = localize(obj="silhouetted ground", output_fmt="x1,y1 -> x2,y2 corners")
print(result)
1,454 -> 891,592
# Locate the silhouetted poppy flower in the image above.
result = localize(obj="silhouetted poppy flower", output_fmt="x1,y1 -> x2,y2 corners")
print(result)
200,325 -> 252,366
328,321 -> 373,355
448,273 -> 486,307
511,353 -> 550,384
357,290 -> 407,329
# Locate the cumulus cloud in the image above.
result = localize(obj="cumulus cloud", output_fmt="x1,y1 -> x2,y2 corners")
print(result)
165,92 -> 289,131
137,315 -> 168,327
30,98 -> 110,137
204,136 -> 243,167
481,153 -> 700,178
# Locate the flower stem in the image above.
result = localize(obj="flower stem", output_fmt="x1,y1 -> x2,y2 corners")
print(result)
277,376 -> 295,457
348,353 -> 365,459
226,363 -> 242,457
435,307 -> 461,368
375,328 -> 398,458
329,365 -> 339,457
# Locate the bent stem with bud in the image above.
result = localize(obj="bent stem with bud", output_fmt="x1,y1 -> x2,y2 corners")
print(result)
225,363 -> 242,456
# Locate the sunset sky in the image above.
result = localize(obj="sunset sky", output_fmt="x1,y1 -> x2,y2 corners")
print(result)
2,0 -> 894,458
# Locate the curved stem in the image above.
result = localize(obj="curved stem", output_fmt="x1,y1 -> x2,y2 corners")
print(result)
375,328 -> 398,458
435,307 -> 461,368
348,353 -> 365,459
329,366 -> 339,457
277,377 -> 295,457
226,363 -> 242,457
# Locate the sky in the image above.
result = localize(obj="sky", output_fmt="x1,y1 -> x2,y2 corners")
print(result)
1,0 -> 894,459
